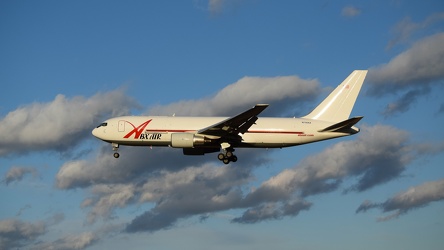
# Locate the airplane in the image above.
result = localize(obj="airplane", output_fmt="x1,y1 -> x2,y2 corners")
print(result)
92,70 -> 367,164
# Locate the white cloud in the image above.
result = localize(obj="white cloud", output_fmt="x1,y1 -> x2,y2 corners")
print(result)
2,166 -> 38,185
147,75 -> 319,116
0,219 -> 46,249
56,146 -> 224,190
83,184 -> 136,224
0,215 -> 104,250
206,0 -> 246,15
32,232 -> 98,250
233,124 -> 444,224
56,73 -> 318,191
341,6 -> 361,18
0,89 -> 138,156
44,73 -> 442,233
357,178 -> 444,221
54,73 -> 320,230
368,33 -> 444,93
368,33 -> 444,114
78,124 -> 433,231
208,0 -> 225,14
49,72 -> 444,231
387,12 -> 444,49
232,199 -> 312,224
247,125 -> 411,200
54,116 -> 444,233
124,164 -> 252,233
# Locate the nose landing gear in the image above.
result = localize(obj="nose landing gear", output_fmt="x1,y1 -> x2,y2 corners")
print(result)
112,143 -> 120,158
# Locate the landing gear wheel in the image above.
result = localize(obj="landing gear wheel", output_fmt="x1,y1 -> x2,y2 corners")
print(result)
217,151 -> 238,164
231,155 -> 238,162
113,152 -> 120,158
226,151 -> 233,158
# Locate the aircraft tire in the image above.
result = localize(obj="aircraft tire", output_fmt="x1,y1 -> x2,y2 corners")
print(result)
223,158 -> 230,164
113,152 -> 120,158
218,153 -> 225,160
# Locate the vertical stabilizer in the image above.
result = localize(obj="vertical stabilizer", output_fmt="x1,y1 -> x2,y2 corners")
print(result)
303,70 -> 367,122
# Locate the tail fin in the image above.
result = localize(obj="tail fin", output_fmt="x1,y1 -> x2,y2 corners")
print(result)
303,70 -> 367,122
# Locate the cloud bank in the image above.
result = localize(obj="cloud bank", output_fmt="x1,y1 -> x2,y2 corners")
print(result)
64,124 -> 431,233
387,12 -> 444,49
51,73 -> 319,231
3,68 -> 443,247
0,219 -> 46,249
357,178 -> 444,221
368,33 -> 444,115
147,75 -> 320,116
0,89 -> 138,156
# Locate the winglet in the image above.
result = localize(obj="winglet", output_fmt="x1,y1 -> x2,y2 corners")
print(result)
303,70 -> 367,122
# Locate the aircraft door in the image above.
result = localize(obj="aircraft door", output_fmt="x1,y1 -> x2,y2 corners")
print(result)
118,120 -> 125,132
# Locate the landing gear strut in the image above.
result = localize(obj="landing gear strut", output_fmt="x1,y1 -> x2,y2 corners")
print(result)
112,143 -> 120,158
218,148 -> 237,164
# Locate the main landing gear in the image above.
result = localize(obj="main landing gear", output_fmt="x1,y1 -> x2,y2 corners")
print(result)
217,148 -> 237,164
112,143 -> 120,158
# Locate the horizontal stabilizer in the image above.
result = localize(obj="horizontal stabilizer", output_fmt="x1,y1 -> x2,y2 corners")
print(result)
318,116 -> 363,133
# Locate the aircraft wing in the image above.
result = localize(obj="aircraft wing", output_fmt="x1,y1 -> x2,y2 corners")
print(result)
198,104 -> 269,137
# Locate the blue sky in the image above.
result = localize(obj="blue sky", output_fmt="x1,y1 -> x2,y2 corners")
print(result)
1,0 -> 444,249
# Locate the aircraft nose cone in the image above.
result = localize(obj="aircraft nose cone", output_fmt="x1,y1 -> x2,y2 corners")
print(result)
92,128 -> 100,138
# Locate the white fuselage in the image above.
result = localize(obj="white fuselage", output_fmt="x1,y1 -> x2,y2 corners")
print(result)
91,70 -> 367,162
92,116 -> 355,148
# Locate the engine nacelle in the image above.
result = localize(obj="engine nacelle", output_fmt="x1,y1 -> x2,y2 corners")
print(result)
171,133 -> 209,148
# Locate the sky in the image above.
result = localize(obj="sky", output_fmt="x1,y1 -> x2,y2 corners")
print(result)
1,0 -> 444,249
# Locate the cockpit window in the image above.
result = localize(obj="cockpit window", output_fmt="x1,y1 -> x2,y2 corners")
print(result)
96,122 -> 108,128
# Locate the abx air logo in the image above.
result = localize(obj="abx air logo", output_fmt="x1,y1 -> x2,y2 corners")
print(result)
123,120 -> 152,139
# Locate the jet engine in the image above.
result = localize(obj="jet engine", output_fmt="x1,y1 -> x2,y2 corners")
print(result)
171,133 -> 211,148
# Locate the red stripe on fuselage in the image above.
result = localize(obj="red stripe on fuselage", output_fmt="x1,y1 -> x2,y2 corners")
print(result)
247,130 -> 304,134
145,129 -> 304,135
145,129 -> 194,133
